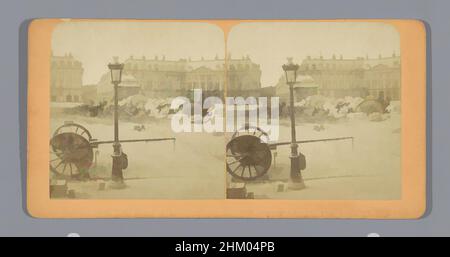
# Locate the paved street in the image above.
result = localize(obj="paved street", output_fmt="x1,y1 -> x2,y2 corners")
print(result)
248,113 -> 401,200
51,112 -> 400,200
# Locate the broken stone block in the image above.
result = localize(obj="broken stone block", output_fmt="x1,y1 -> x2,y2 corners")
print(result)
277,183 -> 286,192
50,179 -> 68,198
227,182 -> 247,199
67,189 -> 76,199
98,181 -> 106,191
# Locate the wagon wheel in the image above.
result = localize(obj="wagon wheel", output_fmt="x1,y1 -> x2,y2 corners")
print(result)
50,123 -> 93,179
232,124 -> 270,143
226,135 -> 272,181
52,122 -> 92,141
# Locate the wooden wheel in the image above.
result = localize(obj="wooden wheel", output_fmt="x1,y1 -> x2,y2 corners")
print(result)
231,124 -> 270,143
50,123 -> 93,178
52,122 -> 92,141
226,135 -> 272,181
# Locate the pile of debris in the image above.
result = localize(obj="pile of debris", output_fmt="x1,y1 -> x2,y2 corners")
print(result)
64,95 -> 176,121
289,95 -> 399,122
113,95 -> 173,120
290,95 -> 364,121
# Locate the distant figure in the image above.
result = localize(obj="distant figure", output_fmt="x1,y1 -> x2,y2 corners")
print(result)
134,124 -> 145,132
385,96 -> 392,111
313,124 -> 325,131
280,102 -> 287,117
88,101 -> 107,117
377,91 -> 386,110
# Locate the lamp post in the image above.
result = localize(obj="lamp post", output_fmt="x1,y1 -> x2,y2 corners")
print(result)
108,57 -> 125,188
282,58 -> 305,190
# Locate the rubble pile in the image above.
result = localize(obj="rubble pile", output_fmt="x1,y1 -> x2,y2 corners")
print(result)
386,100 -> 401,114
64,94 -> 401,123
63,95 -> 175,121
113,95 -> 174,120
289,95 -> 364,121
288,95 -> 398,122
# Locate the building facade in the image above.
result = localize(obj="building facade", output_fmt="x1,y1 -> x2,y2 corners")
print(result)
276,75 -> 319,102
119,55 -> 262,97
50,53 -> 84,102
296,54 -> 401,100
97,73 -> 142,101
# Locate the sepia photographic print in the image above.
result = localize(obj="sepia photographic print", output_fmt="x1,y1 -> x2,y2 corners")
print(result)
47,20 -> 402,201
225,22 -> 401,200
49,22 -> 227,199
24,18 -> 427,219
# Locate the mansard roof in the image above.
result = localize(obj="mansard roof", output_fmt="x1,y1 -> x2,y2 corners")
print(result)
51,54 -> 83,68
123,55 -> 259,72
301,54 -> 400,70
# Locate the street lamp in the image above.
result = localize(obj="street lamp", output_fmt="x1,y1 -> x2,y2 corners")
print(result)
282,57 -> 305,190
108,57 -> 125,188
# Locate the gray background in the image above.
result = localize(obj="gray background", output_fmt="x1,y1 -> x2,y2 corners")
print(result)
0,0 -> 445,236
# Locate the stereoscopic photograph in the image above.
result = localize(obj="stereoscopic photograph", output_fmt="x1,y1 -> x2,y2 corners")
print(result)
47,20 -> 401,201
49,21 -> 227,199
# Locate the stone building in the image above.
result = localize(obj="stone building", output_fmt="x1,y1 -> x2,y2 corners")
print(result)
296,53 -> 401,100
50,53 -> 84,102
80,84 -> 98,104
276,75 -> 319,102
120,55 -> 262,97
363,55 -> 401,100
97,73 -> 142,101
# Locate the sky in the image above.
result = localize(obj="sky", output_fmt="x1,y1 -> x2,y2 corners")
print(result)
52,21 -> 225,85
52,21 -> 400,87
